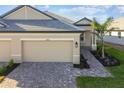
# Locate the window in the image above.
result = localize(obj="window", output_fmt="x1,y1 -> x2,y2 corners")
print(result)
80,35 -> 84,41
80,33 -> 85,41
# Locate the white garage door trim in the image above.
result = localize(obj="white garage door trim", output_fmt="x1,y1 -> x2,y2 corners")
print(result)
0,38 -> 12,41
22,38 -> 74,62
0,39 -> 11,62
20,38 -> 74,41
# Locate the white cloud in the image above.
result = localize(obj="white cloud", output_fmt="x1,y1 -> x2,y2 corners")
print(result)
117,6 -> 124,13
56,6 -> 111,22
58,6 -> 111,16
91,5 -> 111,10
58,6 -> 100,16
35,5 -> 50,11
94,14 -> 109,23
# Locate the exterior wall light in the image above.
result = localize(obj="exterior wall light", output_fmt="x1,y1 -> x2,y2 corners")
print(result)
75,41 -> 78,48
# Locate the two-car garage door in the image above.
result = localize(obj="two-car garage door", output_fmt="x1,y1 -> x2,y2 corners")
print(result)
22,41 -> 73,62
0,40 -> 73,62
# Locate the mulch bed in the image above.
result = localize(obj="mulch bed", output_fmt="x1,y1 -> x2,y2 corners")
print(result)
1,64 -> 20,76
91,51 -> 120,67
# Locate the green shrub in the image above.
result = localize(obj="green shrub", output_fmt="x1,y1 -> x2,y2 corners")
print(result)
0,67 -> 3,74
7,59 -> 14,68
0,59 -> 15,76
0,66 -> 7,75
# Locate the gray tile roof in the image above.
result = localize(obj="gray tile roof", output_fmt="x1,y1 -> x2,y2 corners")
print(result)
0,20 -> 84,32
74,17 -> 92,26
45,11 -> 74,24
0,18 -> 8,28
0,5 -> 86,32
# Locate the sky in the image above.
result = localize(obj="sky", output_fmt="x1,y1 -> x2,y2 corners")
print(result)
1,5 -> 124,22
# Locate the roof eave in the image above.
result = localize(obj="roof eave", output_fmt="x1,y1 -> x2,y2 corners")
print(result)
74,24 -> 91,26
0,30 -> 86,33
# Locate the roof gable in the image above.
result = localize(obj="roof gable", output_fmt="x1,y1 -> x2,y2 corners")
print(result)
74,17 -> 92,26
2,5 -> 55,20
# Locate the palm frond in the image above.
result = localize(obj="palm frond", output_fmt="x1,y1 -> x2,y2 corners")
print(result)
92,17 -> 113,35
102,17 -> 113,31
91,18 -> 102,33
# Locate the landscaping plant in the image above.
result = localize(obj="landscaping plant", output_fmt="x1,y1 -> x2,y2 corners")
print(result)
92,17 -> 113,58
0,59 -> 20,82
7,59 -> 14,68
0,59 -> 14,75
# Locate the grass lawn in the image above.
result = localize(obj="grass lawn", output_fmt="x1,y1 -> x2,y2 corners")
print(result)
76,44 -> 124,88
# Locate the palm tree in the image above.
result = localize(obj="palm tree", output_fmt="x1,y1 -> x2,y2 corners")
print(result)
92,17 -> 113,58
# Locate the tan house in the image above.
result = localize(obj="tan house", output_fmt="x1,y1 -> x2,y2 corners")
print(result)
0,5 -> 96,64
108,17 -> 124,37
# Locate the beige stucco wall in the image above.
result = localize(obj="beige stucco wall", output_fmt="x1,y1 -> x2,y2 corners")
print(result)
80,26 -> 92,30
78,26 -> 92,49
83,31 -> 92,48
3,6 -> 52,20
0,33 -> 81,64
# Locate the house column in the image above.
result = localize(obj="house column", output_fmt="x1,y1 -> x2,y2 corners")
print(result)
73,34 -> 80,64
11,38 -> 22,63
91,29 -> 97,50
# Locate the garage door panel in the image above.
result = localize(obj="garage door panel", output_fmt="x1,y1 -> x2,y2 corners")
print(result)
23,41 -> 73,62
0,41 -> 11,62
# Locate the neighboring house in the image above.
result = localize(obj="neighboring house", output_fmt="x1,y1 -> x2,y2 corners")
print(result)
107,17 -> 124,38
0,5 -> 96,64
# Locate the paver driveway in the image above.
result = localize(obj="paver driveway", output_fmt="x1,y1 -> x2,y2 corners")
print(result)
0,50 -> 112,88
1,62 -> 76,88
